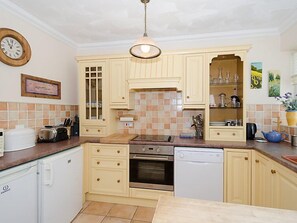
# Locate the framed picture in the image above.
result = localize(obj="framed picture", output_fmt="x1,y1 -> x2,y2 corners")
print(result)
268,70 -> 280,97
250,62 -> 262,89
21,74 -> 61,99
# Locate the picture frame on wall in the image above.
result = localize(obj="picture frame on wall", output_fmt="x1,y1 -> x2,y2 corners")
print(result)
268,70 -> 280,97
21,74 -> 61,99
250,62 -> 262,89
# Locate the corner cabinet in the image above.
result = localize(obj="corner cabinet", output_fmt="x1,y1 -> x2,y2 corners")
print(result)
224,148 -> 252,205
109,58 -> 134,109
182,54 -> 206,109
205,47 -> 250,141
78,59 -> 116,137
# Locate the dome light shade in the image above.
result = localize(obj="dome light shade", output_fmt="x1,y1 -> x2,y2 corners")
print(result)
129,0 -> 161,59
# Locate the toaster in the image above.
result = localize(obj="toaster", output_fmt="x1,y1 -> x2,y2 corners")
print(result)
38,126 -> 68,143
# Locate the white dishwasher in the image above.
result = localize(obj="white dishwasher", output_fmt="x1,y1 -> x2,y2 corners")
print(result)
174,147 -> 223,201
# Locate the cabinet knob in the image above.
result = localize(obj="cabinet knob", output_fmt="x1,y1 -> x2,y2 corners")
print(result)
244,157 -> 248,160
117,180 -> 120,183
187,96 -> 190,99
232,133 -> 236,136
97,161 -> 100,165
271,169 -> 276,174
217,132 -> 220,135
98,129 -> 101,132
117,163 -> 120,166
97,149 -> 100,153
255,159 -> 259,163
97,178 -> 100,181
122,97 -> 125,99
117,150 -> 120,154
86,129 -> 89,132
102,118 -> 106,121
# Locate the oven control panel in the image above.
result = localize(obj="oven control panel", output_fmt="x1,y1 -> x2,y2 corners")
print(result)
130,145 -> 174,155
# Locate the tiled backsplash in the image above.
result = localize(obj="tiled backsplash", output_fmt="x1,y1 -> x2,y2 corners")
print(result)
0,102 -> 79,133
117,91 -> 203,136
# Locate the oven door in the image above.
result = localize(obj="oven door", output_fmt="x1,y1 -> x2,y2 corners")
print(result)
129,154 -> 174,191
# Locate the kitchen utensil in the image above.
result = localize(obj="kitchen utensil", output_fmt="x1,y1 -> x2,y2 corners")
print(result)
246,123 -> 257,140
261,130 -> 288,143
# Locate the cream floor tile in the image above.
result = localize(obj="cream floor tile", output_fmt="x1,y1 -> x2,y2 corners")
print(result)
81,201 -> 92,212
83,202 -> 114,216
107,204 -> 137,219
131,220 -> 150,223
133,207 -> 155,222
102,216 -> 131,223
72,213 -> 105,223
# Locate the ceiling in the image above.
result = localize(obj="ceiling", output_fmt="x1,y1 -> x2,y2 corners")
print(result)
2,0 -> 297,47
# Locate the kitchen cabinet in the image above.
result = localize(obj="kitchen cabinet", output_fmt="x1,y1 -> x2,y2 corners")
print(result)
224,148 -> 251,205
109,58 -> 134,109
88,144 -> 129,197
252,150 -> 297,211
205,46 -> 249,141
183,54 -> 206,109
77,59 -> 116,137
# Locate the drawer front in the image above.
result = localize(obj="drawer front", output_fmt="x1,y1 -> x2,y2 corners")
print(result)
209,128 -> 244,141
90,144 -> 128,158
91,158 -> 127,169
81,125 -> 106,137
130,188 -> 173,200
90,168 -> 128,196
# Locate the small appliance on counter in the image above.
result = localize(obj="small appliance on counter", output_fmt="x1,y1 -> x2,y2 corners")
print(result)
0,129 -> 4,157
5,125 -> 35,152
246,123 -> 257,140
38,126 -> 68,143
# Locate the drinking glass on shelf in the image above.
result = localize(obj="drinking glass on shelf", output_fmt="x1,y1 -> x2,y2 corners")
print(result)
225,72 -> 230,84
234,73 -> 239,83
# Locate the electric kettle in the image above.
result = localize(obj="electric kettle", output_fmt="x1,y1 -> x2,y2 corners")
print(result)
246,123 -> 257,140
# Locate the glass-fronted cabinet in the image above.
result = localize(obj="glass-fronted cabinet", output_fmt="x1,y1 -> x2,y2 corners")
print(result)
205,49 -> 248,141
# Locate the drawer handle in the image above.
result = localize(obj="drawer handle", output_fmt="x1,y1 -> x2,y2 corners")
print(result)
97,149 -> 100,153
217,132 -> 220,135
86,129 -> 89,132
97,178 -> 100,181
98,129 -> 101,132
117,180 -> 120,183
244,157 -> 248,161
117,150 -> 120,154
255,159 -> 259,163
271,169 -> 276,174
122,97 -> 125,99
117,163 -> 120,166
102,118 -> 106,121
232,133 -> 236,136
97,161 -> 100,165
187,96 -> 190,99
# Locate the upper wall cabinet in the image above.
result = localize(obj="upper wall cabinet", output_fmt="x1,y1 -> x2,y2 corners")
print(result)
128,54 -> 183,90
183,54 -> 206,109
109,58 -> 134,109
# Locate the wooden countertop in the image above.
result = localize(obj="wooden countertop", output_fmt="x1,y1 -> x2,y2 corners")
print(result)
152,196 -> 297,223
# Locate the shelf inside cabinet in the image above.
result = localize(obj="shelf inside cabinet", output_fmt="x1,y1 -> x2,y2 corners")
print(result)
210,106 -> 242,109
210,82 -> 242,87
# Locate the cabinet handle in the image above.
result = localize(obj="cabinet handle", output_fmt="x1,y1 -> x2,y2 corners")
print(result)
97,178 -> 100,181
255,159 -> 259,163
271,169 -> 276,174
102,118 -> 106,121
86,129 -> 89,132
97,149 -> 100,153
122,97 -> 125,99
98,129 -> 101,132
244,157 -> 248,160
117,163 -> 120,166
117,150 -> 120,154
97,161 -> 100,165
187,96 -> 190,99
232,133 -> 236,136
117,180 -> 120,183
217,132 -> 220,135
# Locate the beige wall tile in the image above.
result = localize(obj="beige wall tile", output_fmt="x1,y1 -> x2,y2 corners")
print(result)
0,102 -> 7,111
0,111 -> 8,121
8,102 -> 18,111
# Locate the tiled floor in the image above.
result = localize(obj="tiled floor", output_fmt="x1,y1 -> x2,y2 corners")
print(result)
72,201 -> 155,223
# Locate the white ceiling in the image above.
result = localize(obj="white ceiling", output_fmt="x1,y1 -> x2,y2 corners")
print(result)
2,0 -> 297,47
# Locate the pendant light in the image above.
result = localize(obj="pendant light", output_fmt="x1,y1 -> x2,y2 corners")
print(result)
129,0 -> 161,59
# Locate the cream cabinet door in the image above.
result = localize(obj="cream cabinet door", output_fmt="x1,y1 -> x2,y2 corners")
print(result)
224,148 -> 251,205
252,151 -> 273,207
109,58 -> 134,109
272,161 -> 297,211
183,54 -> 205,108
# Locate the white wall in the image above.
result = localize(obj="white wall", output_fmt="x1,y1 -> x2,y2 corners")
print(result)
0,7 -> 78,105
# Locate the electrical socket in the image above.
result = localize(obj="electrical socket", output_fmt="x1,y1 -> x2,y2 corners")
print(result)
124,122 -> 133,128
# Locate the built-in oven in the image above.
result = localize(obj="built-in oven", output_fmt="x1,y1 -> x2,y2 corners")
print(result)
129,135 -> 174,191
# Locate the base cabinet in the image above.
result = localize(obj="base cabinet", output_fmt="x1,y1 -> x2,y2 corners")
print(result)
224,148 -> 252,205
88,144 -> 129,197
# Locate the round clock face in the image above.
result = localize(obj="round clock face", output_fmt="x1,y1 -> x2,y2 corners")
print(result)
1,36 -> 23,59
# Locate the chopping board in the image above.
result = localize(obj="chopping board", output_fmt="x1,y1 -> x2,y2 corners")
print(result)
100,133 -> 137,144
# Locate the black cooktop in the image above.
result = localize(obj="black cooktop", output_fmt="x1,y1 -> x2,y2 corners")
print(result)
132,135 -> 174,143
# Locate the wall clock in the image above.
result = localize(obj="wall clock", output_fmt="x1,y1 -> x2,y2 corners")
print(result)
0,28 -> 31,66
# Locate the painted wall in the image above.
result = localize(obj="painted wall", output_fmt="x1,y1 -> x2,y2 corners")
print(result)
0,7 -> 78,105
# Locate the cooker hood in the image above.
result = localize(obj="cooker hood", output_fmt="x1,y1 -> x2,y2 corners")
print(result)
128,77 -> 182,90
